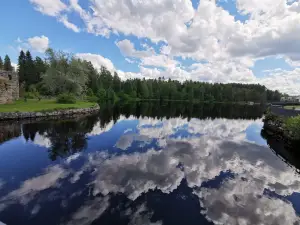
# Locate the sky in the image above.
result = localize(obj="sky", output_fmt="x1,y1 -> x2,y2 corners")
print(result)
0,0 -> 300,95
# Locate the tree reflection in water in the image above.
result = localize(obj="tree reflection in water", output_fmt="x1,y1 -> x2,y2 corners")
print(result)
21,114 -> 99,160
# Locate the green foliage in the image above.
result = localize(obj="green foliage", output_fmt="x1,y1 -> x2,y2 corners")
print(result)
113,72 -> 121,92
100,66 -> 113,89
56,93 -> 77,104
0,56 -> 3,70
24,92 -> 38,99
118,92 -> 133,101
86,95 -> 98,103
34,56 -> 47,84
263,111 -> 284,124
17,51 -> 47,90
42,48 -> 88,96
18,50 -> 26,84
106,88 -> 116,101
285,116 -> 300,140
24,51 -> 36,90
10,48 -> 285,104
86,88 -> 94,97
97,88 -> 106,101
4,55 -> 13,71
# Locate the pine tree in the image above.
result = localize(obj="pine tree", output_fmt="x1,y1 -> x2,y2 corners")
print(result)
0,56 -> 3,70
24,50 -> 36,89
34,56 -> 47,84
4,55 -> 13,71
18,50 -> 26,84
113,72 -> 121,92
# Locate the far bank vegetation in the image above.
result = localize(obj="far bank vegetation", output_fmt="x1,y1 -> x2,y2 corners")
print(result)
1,49 -> 283,104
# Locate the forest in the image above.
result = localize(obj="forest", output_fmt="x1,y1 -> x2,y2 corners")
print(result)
0,49 -> 282,103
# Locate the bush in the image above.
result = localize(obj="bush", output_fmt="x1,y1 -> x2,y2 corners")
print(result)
285,116 -> 300,140
87,95 -> 98,103
56,93 -> 77,104
86,88 -> 94,97
24,92 -> 38,99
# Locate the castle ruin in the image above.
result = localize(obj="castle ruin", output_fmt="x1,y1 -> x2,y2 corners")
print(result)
0,70 -> 19,104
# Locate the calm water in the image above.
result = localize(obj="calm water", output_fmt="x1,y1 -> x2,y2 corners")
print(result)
0,102 -> 299,225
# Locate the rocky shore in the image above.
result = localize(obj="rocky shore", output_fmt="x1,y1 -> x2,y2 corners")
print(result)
0,105 -> 100,121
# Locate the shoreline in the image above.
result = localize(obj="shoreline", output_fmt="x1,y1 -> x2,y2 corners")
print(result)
262,112 -> 300,149
0,105 -> 100,121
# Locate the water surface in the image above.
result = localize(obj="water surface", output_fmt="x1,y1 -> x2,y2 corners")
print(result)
0,102 -> 299,225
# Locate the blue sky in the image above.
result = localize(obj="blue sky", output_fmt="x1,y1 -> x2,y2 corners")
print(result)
1,0 -> 299,95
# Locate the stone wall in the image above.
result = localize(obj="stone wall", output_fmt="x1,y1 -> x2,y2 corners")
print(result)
0,122 -> 21,144
0,70 -> 19,104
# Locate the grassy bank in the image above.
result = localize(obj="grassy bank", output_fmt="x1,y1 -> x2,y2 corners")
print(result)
284,105 -> 300,110
0,99 -> 97,113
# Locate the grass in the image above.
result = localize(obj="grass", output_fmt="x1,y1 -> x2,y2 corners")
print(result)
0,99 -> 98,113
284,105 -> 300,110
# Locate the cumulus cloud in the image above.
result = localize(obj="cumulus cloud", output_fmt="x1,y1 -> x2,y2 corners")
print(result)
27,35 -> 50,53
29,0 -> 81,32
116,39 -> 178,68
116,39 -> 152,58
30,0 -> 67,16
260,68 -> 300,95
28,0 -> 300,94
75,53 -> 115,72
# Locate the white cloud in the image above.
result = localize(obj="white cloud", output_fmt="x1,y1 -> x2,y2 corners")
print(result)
29,0 -> 82,33
259,67 -> 300,95
28,0 -> 300,94
125,58 -> 136,64
75,53 -> 115,72
116,39 -> 178,68
116,39 -> 152,58
11,62 -> 18,71
27,35 -> 50,53
58,15 -> 80,33
29,0 -> 67,16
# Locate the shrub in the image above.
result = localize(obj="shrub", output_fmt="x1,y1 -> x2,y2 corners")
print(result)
87,95 -> 98,103
56,93 -> 77,104
86,88 -> 94,97
284,116 -> 300,140
24,92 -> 37,99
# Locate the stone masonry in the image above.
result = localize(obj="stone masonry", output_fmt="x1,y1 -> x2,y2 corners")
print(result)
0,70 -> 19,104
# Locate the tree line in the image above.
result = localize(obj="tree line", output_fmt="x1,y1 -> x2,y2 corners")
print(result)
0,55 -> 13,71
4,48 -> 282,102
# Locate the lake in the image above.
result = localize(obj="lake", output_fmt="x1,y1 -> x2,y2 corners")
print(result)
0,102 -> 299,225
